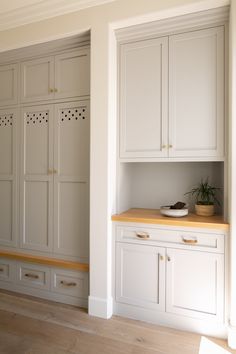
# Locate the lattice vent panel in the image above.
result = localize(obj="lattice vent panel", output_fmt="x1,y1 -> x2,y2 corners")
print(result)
0,114 -> 13,127
60,107 -> 87,122
26,111 -> 49,125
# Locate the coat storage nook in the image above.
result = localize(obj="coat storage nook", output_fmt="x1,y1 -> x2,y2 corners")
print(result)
113,7 -> 229,337
0,35 -> 90,307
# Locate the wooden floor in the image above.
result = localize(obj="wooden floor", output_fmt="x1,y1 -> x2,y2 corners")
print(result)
0,291 -> 235,354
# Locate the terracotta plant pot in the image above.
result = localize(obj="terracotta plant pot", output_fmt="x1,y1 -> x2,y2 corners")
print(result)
195,204 -> 214,217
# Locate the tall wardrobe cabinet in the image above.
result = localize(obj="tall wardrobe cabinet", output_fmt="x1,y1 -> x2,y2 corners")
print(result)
0,41 -> 90,307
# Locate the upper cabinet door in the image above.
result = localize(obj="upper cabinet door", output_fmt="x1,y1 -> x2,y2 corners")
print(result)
54,48 -> 90,99
169,26 -> 224,158
119,37 -> 168,159
21,56 -> 54,103
0,64 -> 18,106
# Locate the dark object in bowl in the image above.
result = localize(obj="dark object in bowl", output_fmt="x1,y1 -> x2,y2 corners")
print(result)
170,201 -> 186,209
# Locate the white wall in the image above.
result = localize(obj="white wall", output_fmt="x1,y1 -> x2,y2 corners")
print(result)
0,0 -> 231,319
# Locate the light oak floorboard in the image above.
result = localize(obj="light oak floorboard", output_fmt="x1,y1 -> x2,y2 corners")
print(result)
0,290 -> 235,354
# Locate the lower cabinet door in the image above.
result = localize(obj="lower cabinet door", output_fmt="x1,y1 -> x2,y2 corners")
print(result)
116,242 -> 165,311
166,248 -> 224,321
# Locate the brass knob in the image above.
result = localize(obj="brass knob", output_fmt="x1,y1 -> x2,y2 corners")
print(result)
54,88 -> 58,93
48,169 -> 53,175
169,144 -> 173,148
160,255 -> 164,261
49,88 -> 54,93
53,169 -> 57,174
162,145 -> 166,149
167,256 -> 171,262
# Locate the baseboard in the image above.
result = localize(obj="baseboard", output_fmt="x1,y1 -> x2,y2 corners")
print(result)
228,324 -> 236,349
88,295 -> 113,319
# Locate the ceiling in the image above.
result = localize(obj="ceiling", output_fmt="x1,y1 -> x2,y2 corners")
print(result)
0,0 -> 117,31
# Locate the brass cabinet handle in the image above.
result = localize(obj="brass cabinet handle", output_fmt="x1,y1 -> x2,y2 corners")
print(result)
49,88 -> 54,93
60,280 -> 77,287
136,232 -> 150,239
160,255 -> 164,261
162,145 -> 166,149
169,144 -> 173,148
182,237 -> 198,244
25,273 -> 39,279
54,88 -> 58,93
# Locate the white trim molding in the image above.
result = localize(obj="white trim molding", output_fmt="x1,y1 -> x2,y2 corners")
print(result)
88,295 -> 113,319
0,0 -> 117,31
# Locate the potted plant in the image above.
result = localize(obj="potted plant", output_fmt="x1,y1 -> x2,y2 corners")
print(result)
185,178 -> 220,216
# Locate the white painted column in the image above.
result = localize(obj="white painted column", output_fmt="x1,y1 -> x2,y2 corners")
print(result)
228,0 -> 236,349
88,23 -> 113,319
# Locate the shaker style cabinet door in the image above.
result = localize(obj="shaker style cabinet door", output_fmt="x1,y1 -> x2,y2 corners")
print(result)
0,64 -> 18,106
116,243 -> 165,311
169,26 -> 224,158
54,49 -> 90,100
20,105 -> 54,252
119,37 -> 168,159
21,56 -> 54,103
0,108 -> 18,247
53,101 -> 90,261
166,248 -> 224,321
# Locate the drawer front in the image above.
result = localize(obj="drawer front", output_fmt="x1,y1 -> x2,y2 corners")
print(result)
16,263 -> 50,290
116,225 -> 224,253
52,270 -> 88,298
0,259 -> 15,282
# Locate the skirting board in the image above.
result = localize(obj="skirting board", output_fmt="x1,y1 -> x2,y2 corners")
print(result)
228,325 -> 236,349
89,295 -> 113,319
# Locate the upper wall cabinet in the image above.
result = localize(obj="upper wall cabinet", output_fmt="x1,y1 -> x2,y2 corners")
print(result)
169,27 -> 224,159
21,48 -> 90,103
119,37 -> 168,159
0,64 -> 18,106
119,26 -> 225,161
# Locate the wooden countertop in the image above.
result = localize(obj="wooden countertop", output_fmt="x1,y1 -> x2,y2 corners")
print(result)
112,208 -> 229,231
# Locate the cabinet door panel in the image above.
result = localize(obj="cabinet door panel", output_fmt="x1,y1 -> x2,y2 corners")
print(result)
169,27 -> 224,158
54,101 -> 89,261
116,243 -> 165,311
55,49 -> 90,99
0,108 -> 17,247
21,56 -> 54,102
120,37 -> 168,158
166,248 -> 224,320
0,64 -> 18,106
20,105 -> 53,252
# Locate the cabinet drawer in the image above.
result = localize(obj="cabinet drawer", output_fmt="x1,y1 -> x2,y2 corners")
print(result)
16,263 -> 50,290
52,270 -> 88,298
116,226 -> 224,252
0,259 -> 15,282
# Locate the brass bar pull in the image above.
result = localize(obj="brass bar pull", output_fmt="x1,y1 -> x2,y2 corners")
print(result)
182,237 -> 198,244
136,232 -> 150,239
25,273 -> 39,279
60,280 -> 77,287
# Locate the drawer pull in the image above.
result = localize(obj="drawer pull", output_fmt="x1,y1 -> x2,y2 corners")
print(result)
182,237 -> 198,244
0,268 -> 4,272
136,232 -> 150,239
25,273 -> 39,279
60,280 -> 77,287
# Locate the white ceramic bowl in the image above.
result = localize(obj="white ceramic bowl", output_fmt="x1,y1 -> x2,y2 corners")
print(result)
160,206 -> 188,218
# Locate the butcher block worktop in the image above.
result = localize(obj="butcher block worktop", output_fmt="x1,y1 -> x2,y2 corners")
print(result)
112,208 -> 229,231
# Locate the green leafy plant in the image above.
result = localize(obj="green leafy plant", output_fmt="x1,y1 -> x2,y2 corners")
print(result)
185,178 -> 220,206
